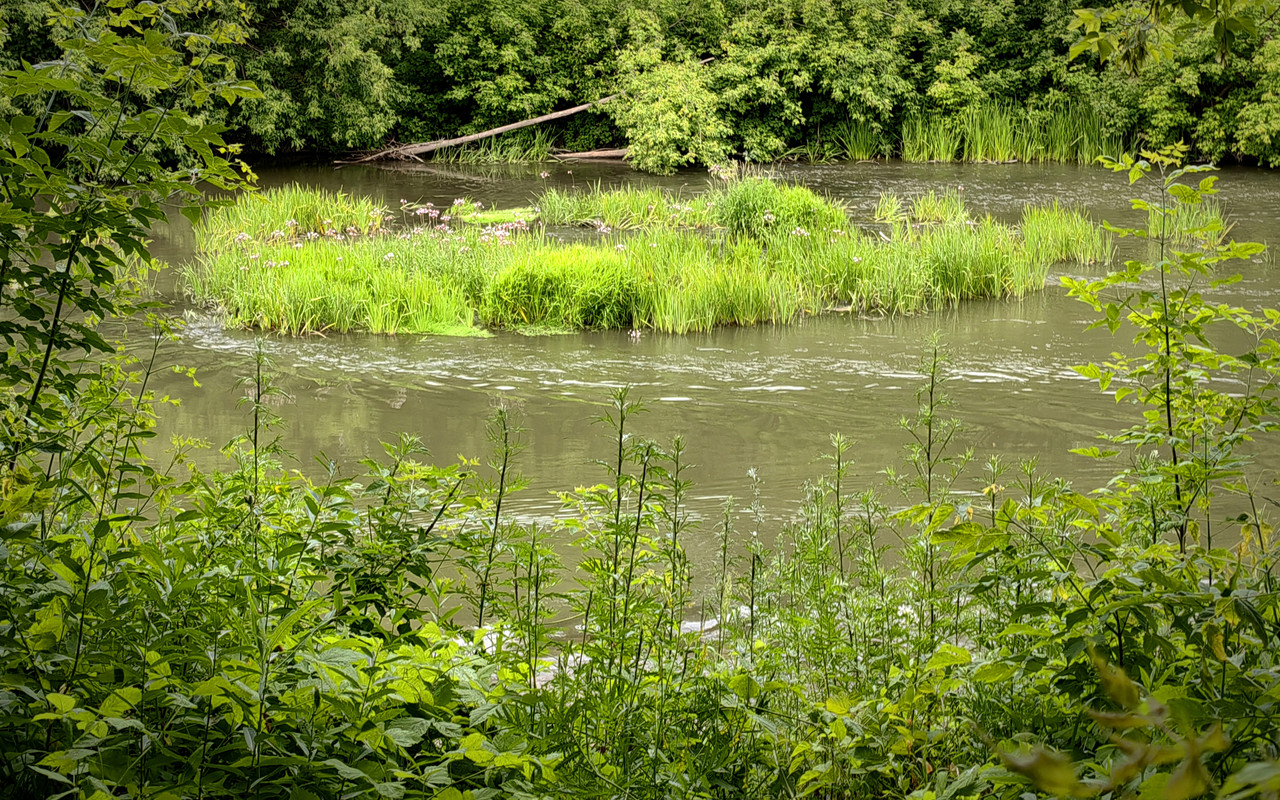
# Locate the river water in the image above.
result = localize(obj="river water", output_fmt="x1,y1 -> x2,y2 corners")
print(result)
144,160 -> 1280,553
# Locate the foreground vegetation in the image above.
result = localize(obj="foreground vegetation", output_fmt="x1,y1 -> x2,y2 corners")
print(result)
183,180 -> 1110,335
9,149 -> 1280,800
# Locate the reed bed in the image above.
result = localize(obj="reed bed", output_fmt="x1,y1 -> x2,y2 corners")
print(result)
1022,201 -> 1113,264
1148,197 -> 1229,246
901,115 -> 963,162
897,104 -> 1130,164
195,184 -> 387,251
536,178 -> 847,238
428,127 -> 557,163
832,120 -> 889,160
536,184 -> 720,229
909,189 -> 968,224
185,185 -> 1108,335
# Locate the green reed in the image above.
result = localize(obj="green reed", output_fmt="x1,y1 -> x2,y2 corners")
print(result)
901,115 -> 963,162
195,184 -> 386,251
535,178 -> 846,238
536,183 -> 719,229
184,237 -> 481,335
909,188 -> 969,224
896,103 -> 1129,165
1016,104 -> 1127,164
832,120 -> 888,160
1022,201 -> 1113,265
960,105 -> 1018,163
1147,196 -> 1229,246
429,126 -> 558,163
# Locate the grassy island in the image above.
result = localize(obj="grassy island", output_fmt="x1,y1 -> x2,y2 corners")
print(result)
184,180 -> 1110,336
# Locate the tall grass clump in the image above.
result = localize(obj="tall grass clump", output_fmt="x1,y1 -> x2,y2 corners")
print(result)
535,178 -> 847,238
909,188 -> 968,224
1017,104 -> 1126,164
1147,196 -> 1229,246
1022,202 -> 1112,265
901,115 -> 962,162
479,245 -> 638,329
894,103 -> 1129,165
535,183 -> 718,229
195,184 -> 385,250
833,120 -> 888,160
960,104 -> 1018,162
430,127 -> 557,163
184,238 -> 479,335
630,232 -> 802,331
716,177 -> 847,237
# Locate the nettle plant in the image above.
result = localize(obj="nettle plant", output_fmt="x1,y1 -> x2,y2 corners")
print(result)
941,146 -> 1280,798
1066,143 -> 1280,553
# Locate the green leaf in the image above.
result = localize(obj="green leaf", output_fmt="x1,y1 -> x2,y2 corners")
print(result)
46,693 -> 77,714
973,662 -> 1016,683
999,745 -> 1085,797
384,717 -> 429,748
925,643 -> 971,671
322,759 -> 369,782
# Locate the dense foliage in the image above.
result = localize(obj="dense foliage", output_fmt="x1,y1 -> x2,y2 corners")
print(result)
7,0 -> 1280,170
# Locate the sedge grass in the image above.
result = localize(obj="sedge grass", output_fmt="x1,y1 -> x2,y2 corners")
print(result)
183,238 -> 480,336
535,178 -> 847,238
901,116 -> 962,163
960,105 -> 1018,163
1148,198 -> 1229,247
1022,202 -> 1113,265
536,183 -> 719,229
909,189 -> 968,224
430,127 -> 557,164
196,184 -> 386,251
186,182 -> 1110,335
896,103 -> 1130,165
832,121 -> 888,161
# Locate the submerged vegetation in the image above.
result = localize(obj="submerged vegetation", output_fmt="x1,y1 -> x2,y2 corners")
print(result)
184,181 -> 1110,335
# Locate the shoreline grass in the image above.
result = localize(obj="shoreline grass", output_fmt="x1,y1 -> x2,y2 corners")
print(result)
185,184 -> 1110,335
891,104 -> 1130,165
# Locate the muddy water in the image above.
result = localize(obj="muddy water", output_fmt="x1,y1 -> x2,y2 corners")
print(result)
144,161 -> 1280,554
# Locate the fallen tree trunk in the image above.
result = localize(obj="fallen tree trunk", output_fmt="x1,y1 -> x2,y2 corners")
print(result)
340,58 -> 714,166
339,95 -> 618,164
552,148 -> 629,160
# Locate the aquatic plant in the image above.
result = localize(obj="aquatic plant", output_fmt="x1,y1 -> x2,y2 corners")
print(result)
715,177 -> 848,237
832,120 -> 888,160
536,183 -> 719,229
909,188 -> 968,224
1021,201 -> 1113,265
185,238 -> 479,335
960,104 -> 1018,163
535,177 -> 847,236
194,184 -> 386,251
901,115 -> 963,162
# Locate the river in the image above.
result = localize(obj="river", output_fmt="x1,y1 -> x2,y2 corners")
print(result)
143,160 -> 1280,555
